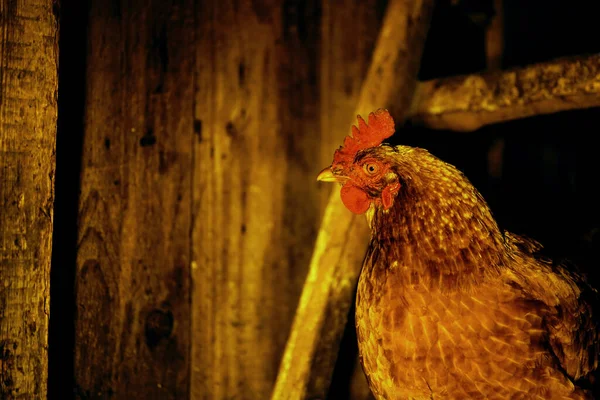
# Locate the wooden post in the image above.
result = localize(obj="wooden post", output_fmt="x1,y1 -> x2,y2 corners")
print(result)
74,1 -> 194,398
271,0 -> 435,398
0,1 -> 58,398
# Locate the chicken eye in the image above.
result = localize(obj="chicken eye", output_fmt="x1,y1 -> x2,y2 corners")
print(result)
363,162 -> 380,175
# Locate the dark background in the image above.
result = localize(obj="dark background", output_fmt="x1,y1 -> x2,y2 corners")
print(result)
409,0 -> 600,278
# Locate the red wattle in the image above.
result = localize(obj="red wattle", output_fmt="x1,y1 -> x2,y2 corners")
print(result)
381,182 -> 400,210
340,184 -> 371,214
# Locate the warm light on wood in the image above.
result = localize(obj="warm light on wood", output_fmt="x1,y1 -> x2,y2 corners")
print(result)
409,54 -> 600,131
0,1 -> 58,398
74,3 -> 194,398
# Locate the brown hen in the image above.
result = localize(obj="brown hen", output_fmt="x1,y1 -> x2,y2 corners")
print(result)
318,109 -> 599,399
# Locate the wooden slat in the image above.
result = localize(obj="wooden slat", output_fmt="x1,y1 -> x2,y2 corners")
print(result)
409,54 -> 600,131
192,1 -> 324,399
74,1 -> 193,398
271,0 -> 435,398
0,1 -> 58,398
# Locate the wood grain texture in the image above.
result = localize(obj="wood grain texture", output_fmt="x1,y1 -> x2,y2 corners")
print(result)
0,0 -> 58,398
409,54 -> 600,131
192,1 -> 323,399
74,1 -> 193,398
272,0 -> 435,398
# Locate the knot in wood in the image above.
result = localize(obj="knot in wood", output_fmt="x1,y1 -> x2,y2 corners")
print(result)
144,309 -> 174,350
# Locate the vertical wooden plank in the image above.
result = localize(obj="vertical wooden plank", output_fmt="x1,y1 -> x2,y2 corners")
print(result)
74,1 -> 193,398
0,1 -> 58,398
192,1 -> 322,398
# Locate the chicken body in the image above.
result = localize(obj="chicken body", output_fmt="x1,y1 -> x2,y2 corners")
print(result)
322,138 -> 599,399
358,235 -> 595,399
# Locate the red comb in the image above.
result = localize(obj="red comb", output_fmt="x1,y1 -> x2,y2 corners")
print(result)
332,109 -> 395,167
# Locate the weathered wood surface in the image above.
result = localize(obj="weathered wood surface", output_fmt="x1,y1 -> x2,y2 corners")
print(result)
74,1 -> 193,398
271,0 -> 435,398
0,1 -> 58,398
409,54 -> 600,131
192,1 -> 324,399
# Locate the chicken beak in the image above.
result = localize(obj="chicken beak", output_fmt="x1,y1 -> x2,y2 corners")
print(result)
316,166 -> 337,182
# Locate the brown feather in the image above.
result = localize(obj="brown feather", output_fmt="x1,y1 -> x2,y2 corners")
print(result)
348,145 -> 600,399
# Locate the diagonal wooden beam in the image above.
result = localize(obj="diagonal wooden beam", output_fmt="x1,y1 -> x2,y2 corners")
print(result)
409,53 -> 600,132
270,0 -> 435,399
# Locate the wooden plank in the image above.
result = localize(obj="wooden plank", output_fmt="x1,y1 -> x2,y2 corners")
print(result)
409,54 -> 600,131
0,1 -> 58,398
192,1 -> 323,399
271,0 -> 435,398
74,1 -> 194,398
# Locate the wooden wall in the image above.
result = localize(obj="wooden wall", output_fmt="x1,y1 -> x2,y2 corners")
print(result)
0,1 -> 58,399
0,0 -> 385,398
70,0 -> 382,399
74,1 -> 194,398
193,1 -> 382,399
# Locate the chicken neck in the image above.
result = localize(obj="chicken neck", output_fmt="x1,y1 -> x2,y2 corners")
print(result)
364,161 -> 507,290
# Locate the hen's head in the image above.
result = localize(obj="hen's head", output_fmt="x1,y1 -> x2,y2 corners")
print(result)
319,109 -> 506,281
318,109 -> 402,214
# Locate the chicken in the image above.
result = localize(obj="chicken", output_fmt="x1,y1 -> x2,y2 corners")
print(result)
317,109 -> 599,399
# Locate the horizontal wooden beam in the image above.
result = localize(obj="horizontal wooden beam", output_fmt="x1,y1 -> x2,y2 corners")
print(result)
270,0 -> 435,399
409,54 -> 600,131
